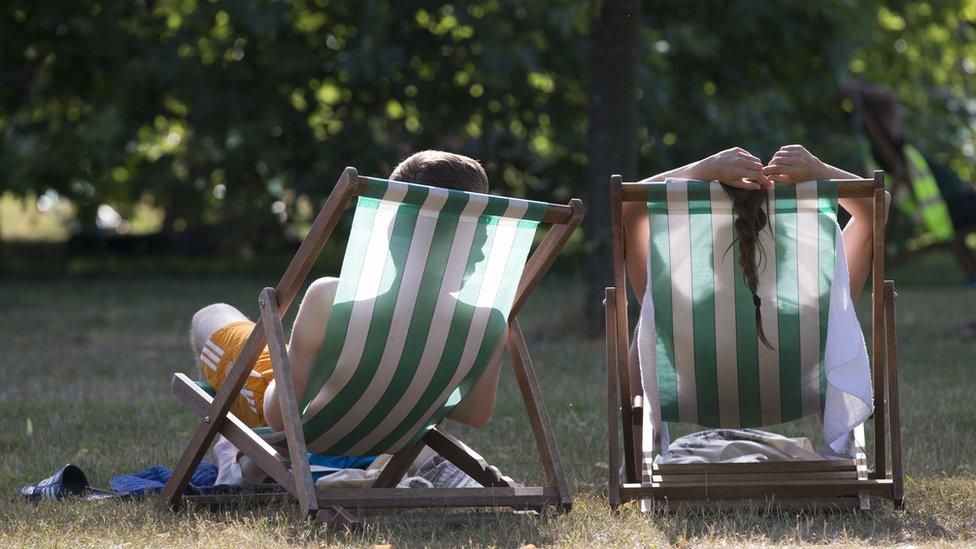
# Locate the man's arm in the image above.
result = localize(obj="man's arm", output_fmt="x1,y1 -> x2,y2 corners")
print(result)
446,328 -> 507,428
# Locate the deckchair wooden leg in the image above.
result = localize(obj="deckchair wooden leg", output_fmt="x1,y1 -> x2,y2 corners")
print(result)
609,175 -> 639,484
159,168 -> 359,512
423,426 -> 514,488
885,281 -> 905,509
507,318 -> 573,511
259,288 -> 317,518
871,173 -> 888,481
605,288 -> 622,510
373,440 -> 426,488
629,341 -> 644,484
854,423 -> 871,510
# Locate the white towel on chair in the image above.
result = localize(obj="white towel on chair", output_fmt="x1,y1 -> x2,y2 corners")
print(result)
820,230 -> 873,456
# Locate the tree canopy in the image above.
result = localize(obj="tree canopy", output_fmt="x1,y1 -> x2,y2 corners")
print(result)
2,1 -> 973,244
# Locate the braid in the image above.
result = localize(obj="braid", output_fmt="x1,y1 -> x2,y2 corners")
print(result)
722,185 -> 774,349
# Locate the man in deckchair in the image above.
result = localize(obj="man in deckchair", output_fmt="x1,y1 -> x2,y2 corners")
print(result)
621,144 -> 888,458
189,151 -> 505,466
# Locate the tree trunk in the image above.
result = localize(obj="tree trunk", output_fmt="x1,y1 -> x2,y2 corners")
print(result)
583,0 -> 640,325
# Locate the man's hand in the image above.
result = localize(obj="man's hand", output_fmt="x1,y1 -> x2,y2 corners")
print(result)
694,147 -> 772,190
763,144 -> 830,184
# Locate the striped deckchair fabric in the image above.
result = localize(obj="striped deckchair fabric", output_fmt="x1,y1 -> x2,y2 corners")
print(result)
647,178 -> 839,428
257,177 -> 549,456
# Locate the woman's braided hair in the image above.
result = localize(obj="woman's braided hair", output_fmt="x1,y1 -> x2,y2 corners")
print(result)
721,185 -> 775,349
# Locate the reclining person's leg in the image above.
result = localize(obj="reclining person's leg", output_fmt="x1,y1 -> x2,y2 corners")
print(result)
190,302 -> 272,428
190,303 -> 249,379
191,303 -> 274,482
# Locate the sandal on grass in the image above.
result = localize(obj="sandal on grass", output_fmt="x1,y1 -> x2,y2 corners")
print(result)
21,464 -> 116,502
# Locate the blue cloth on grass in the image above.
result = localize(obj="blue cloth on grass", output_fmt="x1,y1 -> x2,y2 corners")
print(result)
110,462 -> 238,496
111,455 -> 376,495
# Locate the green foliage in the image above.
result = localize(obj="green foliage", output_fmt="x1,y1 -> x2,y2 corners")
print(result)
1,0 -> 591,243
850,0 -> 976,180
1,1 -> 973,240
635,1 -> 870,172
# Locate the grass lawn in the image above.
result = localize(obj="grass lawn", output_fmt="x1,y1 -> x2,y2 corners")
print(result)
1,253 -> 974,547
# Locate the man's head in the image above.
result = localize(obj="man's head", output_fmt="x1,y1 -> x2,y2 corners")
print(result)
389,150 -> 489,194
390,150 -> 491,273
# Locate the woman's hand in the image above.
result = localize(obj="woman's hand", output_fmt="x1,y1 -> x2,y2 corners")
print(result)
762,144 -> 830,184
693,147 -> 772,190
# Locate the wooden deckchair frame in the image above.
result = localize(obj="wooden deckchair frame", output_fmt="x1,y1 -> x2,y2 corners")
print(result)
605,171 -> 905,511
159,167 -> 581,526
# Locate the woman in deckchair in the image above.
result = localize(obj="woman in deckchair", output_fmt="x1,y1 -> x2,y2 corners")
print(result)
622,144 -> 890,459
188,150 -> 505,443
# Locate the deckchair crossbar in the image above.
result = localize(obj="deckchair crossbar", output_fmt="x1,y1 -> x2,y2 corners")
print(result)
618,178 -> 877,202
352,176 -> 577,224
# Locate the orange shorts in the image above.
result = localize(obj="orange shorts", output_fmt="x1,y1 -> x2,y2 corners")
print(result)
199,321 -> 274,428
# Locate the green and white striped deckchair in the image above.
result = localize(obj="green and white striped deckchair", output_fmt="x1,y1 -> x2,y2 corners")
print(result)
646,178 -> 840,429
162,168 -> 581,525
605,173 -> 905,511
255,175 -> 551,457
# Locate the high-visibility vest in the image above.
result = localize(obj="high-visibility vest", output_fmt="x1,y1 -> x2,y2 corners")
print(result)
860,139 -> 955,244
904,145 -> 954,240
